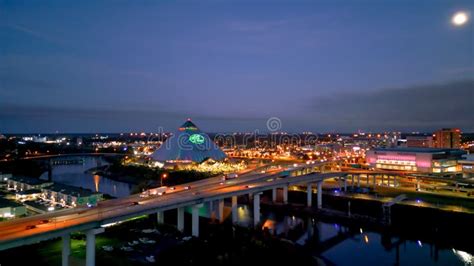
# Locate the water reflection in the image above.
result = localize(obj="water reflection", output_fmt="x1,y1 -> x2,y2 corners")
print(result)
232,206 -> 472,266
39,156 -> 134,198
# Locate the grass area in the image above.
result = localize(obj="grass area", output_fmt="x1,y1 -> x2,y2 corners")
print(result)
374,187 -> 474,210
0,234 -> 126,266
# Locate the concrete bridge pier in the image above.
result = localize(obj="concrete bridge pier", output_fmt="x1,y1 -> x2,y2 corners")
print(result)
209,201 -> 215,221
357,175 -> 360,187
381,175 -> 385,186
351,175 -> 354,187
306,183 -> 312,207
282,186 -> 288,204
192,204 -> 202,237
62,234 -> 71,266
366,174 -> 370,186
218,199 -> 224,223
343,177 -> 347,192
177,207 -> 184,232
85,228 -> 105,266
253,193 -> 262,227
317,181 -> 323,209
157,211 -> 164,224
272,188 -> 277,202
372,175 -> 377,190
231,196 -> 238,224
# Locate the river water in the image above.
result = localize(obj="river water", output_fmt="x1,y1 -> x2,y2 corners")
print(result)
39,156 -> 134,198
228,205 -> 473,266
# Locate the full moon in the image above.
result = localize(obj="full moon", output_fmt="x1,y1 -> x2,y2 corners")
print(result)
452,11 -> 469,26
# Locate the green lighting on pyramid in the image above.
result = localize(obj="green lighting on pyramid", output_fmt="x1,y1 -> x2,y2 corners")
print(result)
189,134 -> 205,144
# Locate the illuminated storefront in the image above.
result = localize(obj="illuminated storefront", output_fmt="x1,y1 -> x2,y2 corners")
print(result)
366,148 -> 465,173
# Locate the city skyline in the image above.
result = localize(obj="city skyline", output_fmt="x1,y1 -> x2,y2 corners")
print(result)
1,0 -> 473,133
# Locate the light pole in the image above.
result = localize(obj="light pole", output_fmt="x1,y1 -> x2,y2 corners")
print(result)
161,173 -> 167,187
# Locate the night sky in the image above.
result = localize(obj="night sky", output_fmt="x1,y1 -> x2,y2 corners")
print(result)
1,0 -> 473,133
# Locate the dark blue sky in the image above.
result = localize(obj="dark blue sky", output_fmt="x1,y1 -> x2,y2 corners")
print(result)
1,0 -> 473,133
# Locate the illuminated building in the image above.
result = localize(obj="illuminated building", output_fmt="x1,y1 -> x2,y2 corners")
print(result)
366,147 -> 465,173
405,135 -> 434,148
0,198 -> 26,218
434,128 -> 461,149
151,119 -> 226,163
7,176 -> 53,191
42,183 -> 103,207
458,154 -> 474,178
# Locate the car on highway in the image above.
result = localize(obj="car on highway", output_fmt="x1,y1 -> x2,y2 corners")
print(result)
222,173 -> 239,180
25,225 -> 36,230
184,186 -> 191,190
132,201 -> 140,206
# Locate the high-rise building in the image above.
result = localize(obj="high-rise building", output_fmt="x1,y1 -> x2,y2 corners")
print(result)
433,128 -> 461,149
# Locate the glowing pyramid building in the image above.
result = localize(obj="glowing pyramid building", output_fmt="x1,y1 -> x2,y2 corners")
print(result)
151,119 -> 226,163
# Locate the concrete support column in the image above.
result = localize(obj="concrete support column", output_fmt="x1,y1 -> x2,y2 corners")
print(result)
343,178 -> 347,192
157,211 -> 164,224
381,175 -> 385,186
387,175 -> 391,187
282,186 -> 288,204
272,188 -> 277,203
62,234 -> 71,266
416,180 -> 420,191
231,196 -> 238,223
366,175 -> 370,186
177,207 -> 184,232
351,175 -> 354,187
253,193 -> 261,227
209,201 -> 215,221
85,228 -> 104,266
218,199 -> 224,223
317,182 -> 323,209
306,183 -> 312,207
393,176 -> 397,187
86,231 -> 95,266
373,175 -> 376,190
357,175 -> 360,187
192,204 -> 201,237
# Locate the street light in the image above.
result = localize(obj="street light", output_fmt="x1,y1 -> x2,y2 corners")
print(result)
161,173 -> 167,187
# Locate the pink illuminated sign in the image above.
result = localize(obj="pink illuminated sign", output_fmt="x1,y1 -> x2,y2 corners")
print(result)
376,155 -> 416,161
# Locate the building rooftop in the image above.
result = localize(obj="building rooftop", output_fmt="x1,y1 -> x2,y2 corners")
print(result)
46,183 -> 101,198
0,198 -> 23,208
373,147 -> 465,154
10,176 -> 53,186
17,189 -> 42,195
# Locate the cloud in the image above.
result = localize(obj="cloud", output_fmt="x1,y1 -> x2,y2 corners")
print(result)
308,80 -> 474,132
